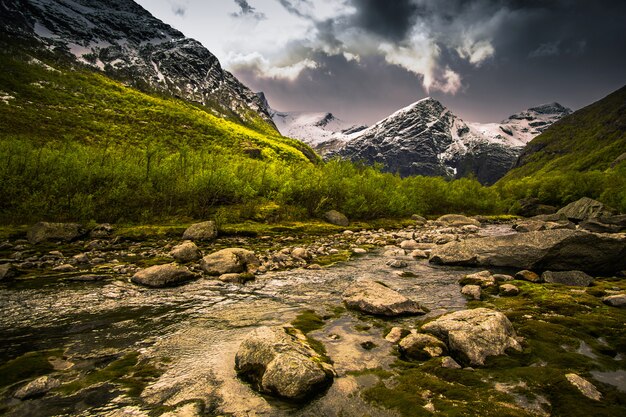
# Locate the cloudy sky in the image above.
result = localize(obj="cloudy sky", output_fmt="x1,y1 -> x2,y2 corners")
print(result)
135,0 -> 626,124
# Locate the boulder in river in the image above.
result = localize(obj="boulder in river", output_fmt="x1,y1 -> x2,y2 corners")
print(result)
131,263 -> 198,287
461,285 -> 481,300
27,222 -> 85,244
342,279 -> 427,316
169,241 -> 202,263
14,376 -> 60,399
200,248 -> 260,276
235,325 -> 334,400
541,270 -> 594,287
421,308 -> 522,366
557,197 -> 613,222
436,214 -> 480,227
429,229 -> 626,275
515,270 -> 542,283
182,221 -> 217,241
324,210 -> 349,226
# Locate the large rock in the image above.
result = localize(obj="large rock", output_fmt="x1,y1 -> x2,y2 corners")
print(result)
200,248 -> 259,276
436,214 -> 480,227
234,325 -> 334,400
324,210 -> 349,226
557,197 -> 613,222
541,270 -> 594,287
27,222 -> 85,244
602,294 -> 626,308
565,373 -> 602,401
182,221 -> 217,241
430,229 -> 626,274
169,241 -> 202,263
342,279 -> 427,316
131,263 -> 197,287
14,376 -> 60,399
421,308 -> 522,366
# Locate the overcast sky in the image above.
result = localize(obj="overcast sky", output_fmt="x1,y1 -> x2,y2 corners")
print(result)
135,0 -> 626,124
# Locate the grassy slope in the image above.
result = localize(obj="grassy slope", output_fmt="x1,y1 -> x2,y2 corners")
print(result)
0,49 -> 315,164
500,86 -> 626,178
496,85 -> 626,211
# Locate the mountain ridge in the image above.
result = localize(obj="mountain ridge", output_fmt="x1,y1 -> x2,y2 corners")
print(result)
0,0 -> 276,129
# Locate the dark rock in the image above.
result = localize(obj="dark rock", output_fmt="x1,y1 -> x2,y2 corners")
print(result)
541,270 -> 594,287
557,197 -> 614,222
131,263 -> 197,287
0,263 -> 17,281
517,198 -> 557,217
342,279 -> 427,316
579,219 -> 622,233
430,230 -> 626,274
324,210 -> 349,226
421,308 -> 522,366
235,325 -> 334,400
602,294 -> 626,308
27,222 -> 85,244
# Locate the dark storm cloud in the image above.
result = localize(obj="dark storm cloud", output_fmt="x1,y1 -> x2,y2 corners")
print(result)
348,0 -> 420,42
232,0 -> 266,20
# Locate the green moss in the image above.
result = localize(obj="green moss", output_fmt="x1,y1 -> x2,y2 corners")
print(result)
315,250 -> 352,267
57,352 -> 161,397
291,310 -> 326,334
0,349 -> 63,388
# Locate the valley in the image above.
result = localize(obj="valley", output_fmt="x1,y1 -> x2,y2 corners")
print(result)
0,1 -> 625,416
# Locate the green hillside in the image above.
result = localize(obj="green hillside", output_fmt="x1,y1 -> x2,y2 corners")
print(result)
0,48 -> 505,223
0,49 -> 315,163
496,85 -> 626,212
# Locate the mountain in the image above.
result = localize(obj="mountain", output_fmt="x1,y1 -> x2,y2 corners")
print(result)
469,103 -> 572,147
326,98 -> 570,184
0,0 -> 275,128
499,85 -> 626,181
270,107 -> 367,155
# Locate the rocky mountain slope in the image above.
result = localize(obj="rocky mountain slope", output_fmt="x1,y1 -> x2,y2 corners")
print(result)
0,0 -> 275,128
322,98 -> 570,184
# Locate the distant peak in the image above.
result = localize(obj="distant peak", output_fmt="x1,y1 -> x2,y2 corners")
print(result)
528,102 -> 571,114
314,112 -> 336,127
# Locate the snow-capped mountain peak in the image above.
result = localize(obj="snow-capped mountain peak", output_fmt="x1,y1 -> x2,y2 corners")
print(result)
469,102 -> 572,147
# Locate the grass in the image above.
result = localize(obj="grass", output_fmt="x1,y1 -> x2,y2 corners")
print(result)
57,352 -> 161,397
0,349 -> 63,388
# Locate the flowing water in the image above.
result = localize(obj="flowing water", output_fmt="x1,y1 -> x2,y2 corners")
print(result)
0,233 -> 501,416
